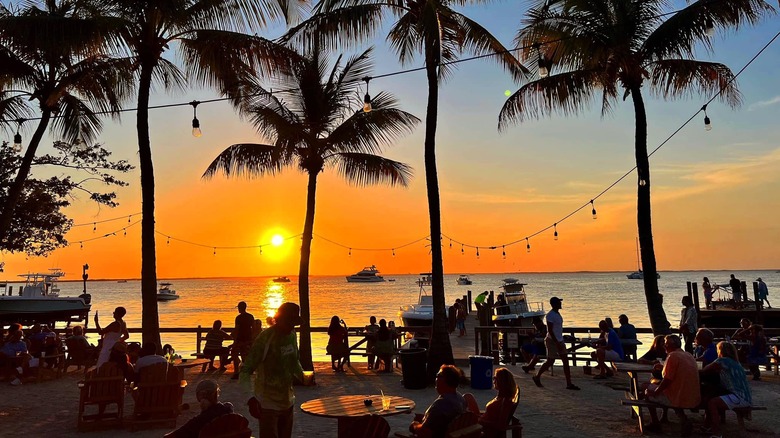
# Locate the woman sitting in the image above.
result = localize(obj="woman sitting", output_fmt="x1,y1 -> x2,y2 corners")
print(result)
327,316 -> 349,372
464,367 -> 519,436
699,341 -> 752,438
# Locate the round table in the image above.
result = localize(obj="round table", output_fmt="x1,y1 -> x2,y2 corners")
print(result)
300,394 -> 415,437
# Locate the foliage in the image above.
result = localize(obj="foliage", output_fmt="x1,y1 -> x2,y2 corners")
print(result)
0,140 -> 132,256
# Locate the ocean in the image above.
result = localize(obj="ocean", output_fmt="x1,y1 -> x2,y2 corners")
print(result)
14,270 -> 778,360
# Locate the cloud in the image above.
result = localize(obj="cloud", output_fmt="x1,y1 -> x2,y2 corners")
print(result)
748,95 -> 780,111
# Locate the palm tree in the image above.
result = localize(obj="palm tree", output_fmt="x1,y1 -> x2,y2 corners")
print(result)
285,0 -> 527,377
96,0 -> 301,348
499,0 -> 774,334
203,47 -> 419,370
0,0 -> 131,247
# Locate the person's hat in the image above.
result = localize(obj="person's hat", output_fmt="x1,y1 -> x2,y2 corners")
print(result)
237,301 -> 247,309
196,379 -> 219,394
756,277 -> 762,282
550,296 -> 563,305
275,302 -> 303,326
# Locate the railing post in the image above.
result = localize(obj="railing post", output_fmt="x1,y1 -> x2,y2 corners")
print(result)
196,325 -> 202,354
467,290 -> 473,312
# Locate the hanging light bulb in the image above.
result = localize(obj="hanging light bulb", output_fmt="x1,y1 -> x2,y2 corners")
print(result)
704,18 -> 715,37
127,216 -> 131,224
123,229 -> 127,237
475,247 -> 480,258
80,242 -> 83,249
93,223 -> 97,232
702,104 -> 712,131
534,43 -> 549,78
213,247 -> 216,255
449,239 -> 452,249
348,248 -> 352,256
190,101 -> 202,137
526,237 -> 531,253
13,119 -> 24,153
392,248 -> 395,257
259,246 -> 263,255
167,236 -> 170,246
591,200 -> 598,220
553,223 -> 558,241
461,244 -> 464,255
502,246 -> 506,259
362,77 -> 372,113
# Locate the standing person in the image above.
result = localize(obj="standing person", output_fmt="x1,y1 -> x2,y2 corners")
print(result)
532,297 -> 580,390
203,320 -> 232,371
447,301 -> 458,334
729,274 -> 743,308
407,365 -> 467,438
326,315 -> 349,372
679,296 -> 697,353
94,307 -> 129,368
494,294 -> 508,316
702,277 -> 714,309
456,299 -> 467,337
521,316 -> 547,374
240,302 -> 304,438
231,301 -> 255,379
644,335 -> 700,435
474,291 -> 489,311
364,316 -> 379,370
746,324 -> 769,381
373,319 -> 394,372
757,277 -> 771,309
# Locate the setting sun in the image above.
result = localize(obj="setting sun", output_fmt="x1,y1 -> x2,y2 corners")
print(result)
271,234 -> 284,246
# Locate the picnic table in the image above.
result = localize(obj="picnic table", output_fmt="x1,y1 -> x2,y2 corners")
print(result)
300,394 -> 415,437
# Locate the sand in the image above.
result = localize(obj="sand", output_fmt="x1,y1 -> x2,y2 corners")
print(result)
2,358 -> 779,437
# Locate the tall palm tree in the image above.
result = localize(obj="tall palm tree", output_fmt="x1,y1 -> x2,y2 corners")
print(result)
499,0 -> 774,334
285,0 -> 527,377
0,0 -> 131,247
95,0 -> 302,348
203,47 -> 419,370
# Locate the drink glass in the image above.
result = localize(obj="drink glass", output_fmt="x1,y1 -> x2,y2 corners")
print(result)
382,396 -> 391,410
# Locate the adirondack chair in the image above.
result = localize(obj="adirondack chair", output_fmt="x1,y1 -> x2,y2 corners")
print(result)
395,411 -> 481,438
130,362 -> 187,431
64,336 -> 97,375
346,415 -> 391,438
77,362 -> 126,431
198,413 -> 252,438
483,391 -> 522,438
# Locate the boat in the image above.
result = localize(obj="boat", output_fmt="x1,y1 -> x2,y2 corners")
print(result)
0,270 -> 91,326
456,275 -> 473,285
626,238 -> 660,279
272,276 -> 291,283
492,279 -> 546,327
157,282 -> 179,301
345,265 -> 385,283
399,274 -> 442,332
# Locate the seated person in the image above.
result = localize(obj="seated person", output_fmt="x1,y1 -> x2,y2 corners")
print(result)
693,328 -> 717,367
127,342 -> 142,365
644,335 -> 700,435
0,330 -> 31,385
731,318 -> 752,363
134,342 -> 168,375
408,365 -> 467,438
203,320 -> 232,371
699,341 -> 752,438
617,314 -> 638,359
591,319 -> 624,379
746,324 -> 769,381
464,367 -> 518,435
27,324 -> 57,357
637,335 -> 667,366
107,341 -> 134,383
164,379 -> 233,438
521,316 -> 546,374
372,319 -> 395,373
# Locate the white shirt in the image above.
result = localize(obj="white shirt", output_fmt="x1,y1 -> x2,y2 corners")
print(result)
545,310 -> 564,342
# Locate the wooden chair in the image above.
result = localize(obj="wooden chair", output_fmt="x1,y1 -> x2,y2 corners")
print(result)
130,362 -> 187,431
198,413 -> 252,438
484,392 -> 522,438
347,415 -> 391,438
395,411 -> 481,438
77,362 -> 126,431
64,337 -> 97,375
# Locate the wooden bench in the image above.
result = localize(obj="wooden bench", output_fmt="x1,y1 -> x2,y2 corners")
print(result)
621,398 -> 766,433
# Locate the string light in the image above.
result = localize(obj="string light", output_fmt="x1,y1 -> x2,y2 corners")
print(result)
123,229 -> 127,237
476,247 -> 480,258
526,237 -> 531,253
190,101 -> 202,137
166,236 -> 170,245
502,245 -> 506,259
93,223 -> 96,232
449,239 -> 452,249
553,223 -> 558,241
362,77 -> 372,113
127,216 -> 131,224
13,119 -> 23,153
392,248 -> 395,257
259,246 -> 263,255
461,244 -> 464,255
705,17 -> 715,37
213,247 -> 216,256
533,43 -> 549,78
591,200 -> 598,220
702,104 -> 712,131
348,248 -> 352,256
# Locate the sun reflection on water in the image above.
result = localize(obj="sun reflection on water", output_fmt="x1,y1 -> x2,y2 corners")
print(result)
264,284 -> 284,318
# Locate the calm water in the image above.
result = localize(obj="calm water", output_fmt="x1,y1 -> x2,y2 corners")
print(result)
18,271 -> 778,360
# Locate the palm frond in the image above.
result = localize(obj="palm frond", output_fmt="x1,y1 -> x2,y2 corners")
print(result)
0,93 -> 33,132
330,152 -> 412,188
150,58 -> 187,93
647,59 -> 741,108
202,143 -> 285,180
51,94 -> 102,143
282,4 -> 385,51
386,12 -> 423,66
454,12 -> 530,82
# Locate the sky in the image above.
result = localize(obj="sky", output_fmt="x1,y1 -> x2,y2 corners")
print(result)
2,1 -> 780,280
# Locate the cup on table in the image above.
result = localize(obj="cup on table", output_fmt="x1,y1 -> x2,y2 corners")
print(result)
382,396 -> 391,410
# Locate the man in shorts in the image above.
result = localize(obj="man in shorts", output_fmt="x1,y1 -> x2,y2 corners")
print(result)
532,296 -> 580,390
644,334 -> 700,434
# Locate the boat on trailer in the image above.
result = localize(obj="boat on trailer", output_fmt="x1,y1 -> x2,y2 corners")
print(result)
492,279 -> 546,328
0,269 -> 91,326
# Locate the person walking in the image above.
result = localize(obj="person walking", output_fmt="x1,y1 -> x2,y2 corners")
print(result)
702,277 -> 714,309
231,301 -> 255,379
729,274 -> 743,308
679,296 -> 697,353
532,297 -> 580,390
240,302 -> 304,438
757,277 -> 771,309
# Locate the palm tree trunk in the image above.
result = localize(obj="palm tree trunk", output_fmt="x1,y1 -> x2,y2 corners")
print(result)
297,171 -> 318,371
423,41 -> 454,382
137,59 -> 162,350
0,111 -> 52,244
630,85 -> 670,335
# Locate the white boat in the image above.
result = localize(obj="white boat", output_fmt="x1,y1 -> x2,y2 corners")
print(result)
627,238 -> 660,279
0,269 -> 91,326
492,279 -> 545,327
157,282 -> 179,301
399,274 -> 442,332
272,276 -> 291,283
346,265 -> 385,283
456,275 -> 473,285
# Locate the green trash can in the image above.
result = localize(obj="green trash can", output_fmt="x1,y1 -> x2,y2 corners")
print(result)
398,348 -> 427,389
469,355 -> 494,389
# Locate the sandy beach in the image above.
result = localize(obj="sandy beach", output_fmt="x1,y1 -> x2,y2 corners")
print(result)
3,351 -> 779,438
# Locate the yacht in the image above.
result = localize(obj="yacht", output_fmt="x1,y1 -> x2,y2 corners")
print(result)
272,276 -> 291,283
157,282 -> 179,301
399,274 -> 440,331
456,275 -> 473,285
346,265 -> 385,283
0,270 -> 91,326
492,279 -> 546,327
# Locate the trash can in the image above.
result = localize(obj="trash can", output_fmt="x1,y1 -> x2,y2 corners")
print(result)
469,355 -> 494,390
398,348 -> 427,389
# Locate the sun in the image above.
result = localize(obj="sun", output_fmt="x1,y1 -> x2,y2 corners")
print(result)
271,234 -> 284,246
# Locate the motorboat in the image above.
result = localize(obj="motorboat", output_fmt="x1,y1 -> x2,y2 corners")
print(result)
272,276 -> 291,283
157,282 -> 179,301
346,265 -> 385,283
0,269 -> 91,326
627,237 -> 660,279
456,275 -> 473,285
492,279 -> 545,327
399,274 -> 442,331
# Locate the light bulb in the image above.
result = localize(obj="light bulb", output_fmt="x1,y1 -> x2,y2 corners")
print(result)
363,93 -> 372,113
591,200 -> 598,220
704,116 -> 712,131
639,179 -> 647,187
705,19 -> 715,37
192,118 -> 202,137
539,65 -> 549,78
554,230 -> 558,240
13,133 -> 22,152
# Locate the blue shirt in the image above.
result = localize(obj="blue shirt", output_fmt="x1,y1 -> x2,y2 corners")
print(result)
0,340 -> 28,357
422,392 -> 467,438
618,323 -> 637,340
606,329 -> 624,360
697,343 -> 718,367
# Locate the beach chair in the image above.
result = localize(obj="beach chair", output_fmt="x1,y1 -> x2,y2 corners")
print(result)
198,413 -> 252,438
77,362 -> 126,431
346,415 -> 391,438
130,362 -> 187,431
65,337 -> 97,375
485,391 -> 522,438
